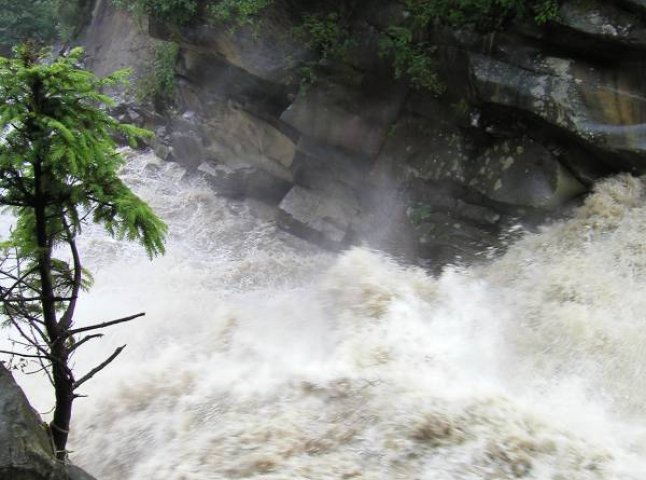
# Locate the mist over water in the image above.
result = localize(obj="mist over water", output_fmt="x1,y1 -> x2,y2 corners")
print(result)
13,152 -> 646,479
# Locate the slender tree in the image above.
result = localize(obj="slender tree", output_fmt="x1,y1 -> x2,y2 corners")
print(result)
0,46 -> 167,459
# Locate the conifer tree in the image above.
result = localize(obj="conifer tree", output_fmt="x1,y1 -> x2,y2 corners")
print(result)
0,46 -> 167,459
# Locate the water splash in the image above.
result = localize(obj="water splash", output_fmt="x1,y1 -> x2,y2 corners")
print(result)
14,153 -> 646,479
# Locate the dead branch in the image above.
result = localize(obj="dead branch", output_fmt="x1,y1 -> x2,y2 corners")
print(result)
0,349 -> 51,360
66,313 -> 144,337
68,333 -> 103,353
73,345 -> 126,389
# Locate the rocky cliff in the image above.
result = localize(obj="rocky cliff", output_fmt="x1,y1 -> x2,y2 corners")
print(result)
83,0 -> 646,268
0,365 -> 95,480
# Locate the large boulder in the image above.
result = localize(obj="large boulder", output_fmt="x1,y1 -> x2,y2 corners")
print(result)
468,139 -> 586,209
81,0 -> 156,84
164,95 -> 296,202
149,1 -> 308,85
468,50 -> 646,169
280,79 -> 407,156
555,0 -> 646,49
0,364 -> 96,480
83,0 -> 646,267
197,161 -> 292,202
291,136 -> 373,191
278,185 -> 360,249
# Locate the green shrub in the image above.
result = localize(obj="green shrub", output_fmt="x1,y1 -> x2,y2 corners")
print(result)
112,0 -> 198,25
378,0 -> 559,93
295,11 -> 354,61
208,0 -> 273,27
57,0 -> 95,42
408,204 -> 435,225
379,26 -> 444,94
113,0 -> 273,27
290,10 -> 355,91
108,0 -> 560,97
138,41 -> 180,108
406,0 -> 560,30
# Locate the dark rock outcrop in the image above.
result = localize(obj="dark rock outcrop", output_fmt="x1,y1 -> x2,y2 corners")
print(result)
0,364 -> 96,480
82,0 -> 646,267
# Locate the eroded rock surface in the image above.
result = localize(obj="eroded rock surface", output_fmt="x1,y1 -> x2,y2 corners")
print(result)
0,365 -> 96,480
83,0 -> 646,267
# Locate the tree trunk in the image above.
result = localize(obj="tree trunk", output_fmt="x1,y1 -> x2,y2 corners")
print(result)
34,162 -> 74,460
31,76 -> 74,460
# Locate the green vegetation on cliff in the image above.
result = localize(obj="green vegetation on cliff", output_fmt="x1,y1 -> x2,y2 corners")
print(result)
113,0 -> 559,29
138,41 -> 180,109
379,26 -> 445,94
407,0 -> 560,29
112,0 -> 198,25
208,0 -> 273,26
110,0 -> 560,94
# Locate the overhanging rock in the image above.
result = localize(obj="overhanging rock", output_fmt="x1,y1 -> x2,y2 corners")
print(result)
0,364 -> 96,480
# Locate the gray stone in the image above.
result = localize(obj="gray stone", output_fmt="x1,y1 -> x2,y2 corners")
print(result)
291,136 -> 373,191
277,185 -> 360,249
81,0 -> 646,268
198,161 -> 292,202
619,0 -> 646,13
81,0 -> 156,93
150,2 -> 308,85
0,364 -> 96,480
170,132 -> 204,171
411,210 -> 499,266
468,51 -> 646,168
66,464 -> 98,480
166,100 -> 296,202
281,80 -> 406,156
468,139 -> 586,209
557,0 -> 646,48
150,137 -> 171,162
370,113 -> 472,188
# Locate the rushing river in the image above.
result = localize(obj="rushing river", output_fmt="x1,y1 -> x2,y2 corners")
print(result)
9,151 -> 646,479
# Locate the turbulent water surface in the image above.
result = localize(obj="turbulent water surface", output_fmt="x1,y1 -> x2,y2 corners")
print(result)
11,151 -> 646,479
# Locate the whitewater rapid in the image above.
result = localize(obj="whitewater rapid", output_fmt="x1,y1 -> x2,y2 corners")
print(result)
10,151 -> 646,479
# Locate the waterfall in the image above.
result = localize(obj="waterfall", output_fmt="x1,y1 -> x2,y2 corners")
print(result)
11,151 -> 646,479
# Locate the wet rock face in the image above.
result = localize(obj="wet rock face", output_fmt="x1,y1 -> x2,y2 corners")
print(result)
280,80 -> 407,157
89,0 -> 646,266
558,0 -> 646,48
467,50 -> 646,169
0,365 -> 96,480
81,0 -> 156,82
470,139 -> 585,209
278,185 -> 360,249
149,0 -> 308,85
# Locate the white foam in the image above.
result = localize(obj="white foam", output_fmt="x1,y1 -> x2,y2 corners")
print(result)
7,154 -> 646,479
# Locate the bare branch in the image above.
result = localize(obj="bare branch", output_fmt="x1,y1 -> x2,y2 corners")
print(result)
68,333 -> 103,353
0,349 -> 51,360
39,355 -> 54,386
73,345 -> 126,389
24,363 -> 51,375
2,296 -> 73,303
6,338 -> 47,349
6,315 -> 50,358
0,265 -> 41,298
66,312 -> 144,337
